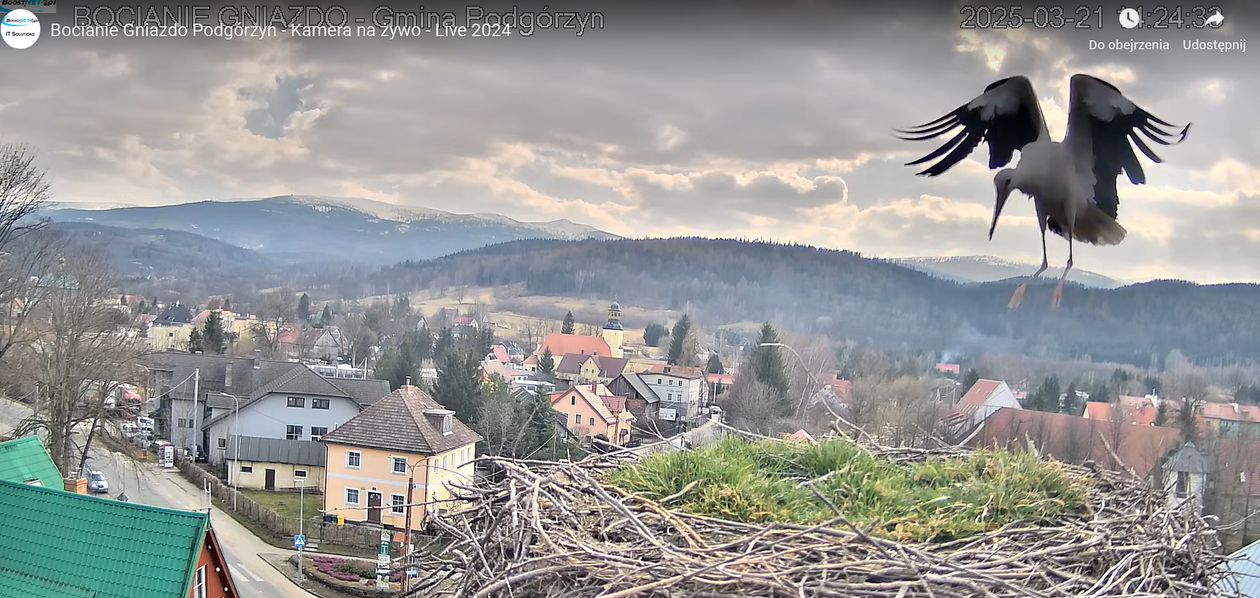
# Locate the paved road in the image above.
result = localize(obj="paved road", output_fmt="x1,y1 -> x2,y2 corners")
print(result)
0,397 -> 309,598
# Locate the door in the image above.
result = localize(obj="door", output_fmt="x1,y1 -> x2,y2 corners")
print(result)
367,491 -> 383,524
264,468 -> 276,490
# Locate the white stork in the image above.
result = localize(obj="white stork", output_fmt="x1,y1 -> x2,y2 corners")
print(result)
899,74 -> 1190,309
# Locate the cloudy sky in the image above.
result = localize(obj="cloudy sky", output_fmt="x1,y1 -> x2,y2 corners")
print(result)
6,1 -> 1259,282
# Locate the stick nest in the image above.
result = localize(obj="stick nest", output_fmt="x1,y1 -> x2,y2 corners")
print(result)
418,437 -> 1228,597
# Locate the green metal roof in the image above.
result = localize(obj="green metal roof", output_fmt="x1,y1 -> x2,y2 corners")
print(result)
0,566 -> 95,598
0,479 -> 208,598
0,436 -> 62,488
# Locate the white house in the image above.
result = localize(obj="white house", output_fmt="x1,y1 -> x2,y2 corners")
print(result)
643,365 -> 705,431
954,379 -> 1021,427
203,365 -> 389,466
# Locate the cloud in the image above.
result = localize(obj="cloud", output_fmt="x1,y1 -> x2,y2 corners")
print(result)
6,1 -> 1258,282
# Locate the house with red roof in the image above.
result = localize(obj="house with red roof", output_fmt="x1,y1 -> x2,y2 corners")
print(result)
1082,395 -> 1161,427
947,379 -> 1021,427
1198,402 -> 1260,438
525,333 -> 612,371
969,407 -> 1182,478
550,384 -> 635,446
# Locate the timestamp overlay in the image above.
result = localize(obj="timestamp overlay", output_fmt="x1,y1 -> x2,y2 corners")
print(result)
39,4 -> 605,42
959,3 -> 1247,56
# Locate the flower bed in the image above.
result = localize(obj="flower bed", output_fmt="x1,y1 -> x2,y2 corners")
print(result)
301,555 -> 400,596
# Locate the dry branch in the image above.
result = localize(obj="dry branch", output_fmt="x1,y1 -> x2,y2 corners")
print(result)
413,438 -> 1227,597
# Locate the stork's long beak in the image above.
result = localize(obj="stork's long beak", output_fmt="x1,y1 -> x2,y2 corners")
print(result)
989,182 -> 1011,240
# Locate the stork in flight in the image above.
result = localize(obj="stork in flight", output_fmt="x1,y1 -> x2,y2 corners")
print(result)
899,74 -> 1189,309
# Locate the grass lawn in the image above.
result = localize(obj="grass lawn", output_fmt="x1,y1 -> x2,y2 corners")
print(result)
240,489 -> 324,520
609,437 -> 1090,543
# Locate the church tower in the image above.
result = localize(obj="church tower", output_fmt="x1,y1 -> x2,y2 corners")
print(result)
601,302 -> 625,358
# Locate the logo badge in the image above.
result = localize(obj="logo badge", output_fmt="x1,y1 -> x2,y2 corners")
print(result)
1,9 -> 40,49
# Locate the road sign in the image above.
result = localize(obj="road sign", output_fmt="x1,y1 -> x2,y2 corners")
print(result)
294,534 -> 306,549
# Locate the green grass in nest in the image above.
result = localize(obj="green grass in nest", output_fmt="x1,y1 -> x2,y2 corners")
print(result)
606,437 -> 1090,542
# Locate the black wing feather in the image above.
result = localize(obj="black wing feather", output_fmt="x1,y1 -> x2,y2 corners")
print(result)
1067,74 -> 1191,221
898,76 -> 1045,177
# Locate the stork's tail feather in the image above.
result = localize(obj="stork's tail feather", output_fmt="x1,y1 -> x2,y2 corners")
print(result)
1073,205 -> 1127,246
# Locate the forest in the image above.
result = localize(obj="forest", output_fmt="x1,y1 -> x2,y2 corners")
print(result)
330,238 -> 1260,368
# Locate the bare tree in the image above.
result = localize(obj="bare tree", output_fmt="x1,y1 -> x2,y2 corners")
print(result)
252,289 -> 294,357
0,144 -> 54,366
12,249 -> 148,473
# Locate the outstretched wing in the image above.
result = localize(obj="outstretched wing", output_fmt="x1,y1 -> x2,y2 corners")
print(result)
1064,74 -> 1191,221
898,76 -> 1046,176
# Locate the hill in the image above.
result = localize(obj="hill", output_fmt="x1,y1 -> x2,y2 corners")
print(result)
47,221 -> 287,301
42,195 -> 618,264
894,256 -> 1123,288
342,238 -> 1260,366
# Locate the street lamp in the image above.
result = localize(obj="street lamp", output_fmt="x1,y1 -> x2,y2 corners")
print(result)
218,392 -> 242,511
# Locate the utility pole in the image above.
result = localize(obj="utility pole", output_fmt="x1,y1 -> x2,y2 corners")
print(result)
191,368 -> 200,460
298,478 -> 305,580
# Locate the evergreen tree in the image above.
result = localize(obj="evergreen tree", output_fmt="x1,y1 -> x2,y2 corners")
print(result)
138,299 -> 147,314
202,310 -> 228,354
297,293 -> 311,322
434,327 -> 455,361
1030,375 -> 1061,413
188,328 -> 203,353
474,326 -> 495,357
561,311 -> 575,335
538,348 -> 556,376
521,393 -> 562,459
667,314 -> 692,365
960,368 -> 980,391
375,342 -> 419,390
415,325 -> 433,363
434,350 -> 483,422
320,304 -> 333,327
749,323 -> 789,397
643,323 -> 667,347
706,353 -> 725,374
222,297 -> 231,312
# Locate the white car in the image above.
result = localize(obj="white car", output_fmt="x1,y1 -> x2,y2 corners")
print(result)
87,471 -> 109,494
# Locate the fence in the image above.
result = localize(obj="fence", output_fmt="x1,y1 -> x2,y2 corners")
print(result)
175,458 -> 381,549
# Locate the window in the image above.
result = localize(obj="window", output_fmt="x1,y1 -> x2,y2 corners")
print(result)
346,488 -> 360,505
391,494 -> 406,515
657,378 -> 663,384
570,396 -> 576,406
286,425 -> 302,440
310,426 -> 328,441
177,418 -> 187,428
193,566 -> 206,598
347,451 -> 361,469
589,417 -> 595,426
392,457 -> 407,475
574,413 -> 581,424
217,437 -> 227,449
240,465 -> 253,473
1174,472 -> 1189,498
312,398 -> 330,410
442,414 -> 453,435
294,469 -> 307,478
287,397 -> 305,408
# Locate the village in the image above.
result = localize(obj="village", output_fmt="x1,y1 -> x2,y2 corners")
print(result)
3,280 -> 1260,596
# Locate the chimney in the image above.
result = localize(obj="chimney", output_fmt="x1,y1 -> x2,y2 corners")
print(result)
224,365 -> 233,388
405,376 -> 412,387
63,477 -> 87,495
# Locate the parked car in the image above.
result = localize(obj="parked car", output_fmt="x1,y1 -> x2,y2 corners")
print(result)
87,471 -> 109,494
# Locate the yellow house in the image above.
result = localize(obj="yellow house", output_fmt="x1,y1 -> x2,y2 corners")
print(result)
321,385 -> 481,530
148,323 -> 194,352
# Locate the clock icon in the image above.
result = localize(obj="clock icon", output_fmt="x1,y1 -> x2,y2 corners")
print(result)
1118,7 -> 1142,29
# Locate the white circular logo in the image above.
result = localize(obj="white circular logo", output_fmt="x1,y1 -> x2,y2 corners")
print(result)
2,9 -> 41,50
